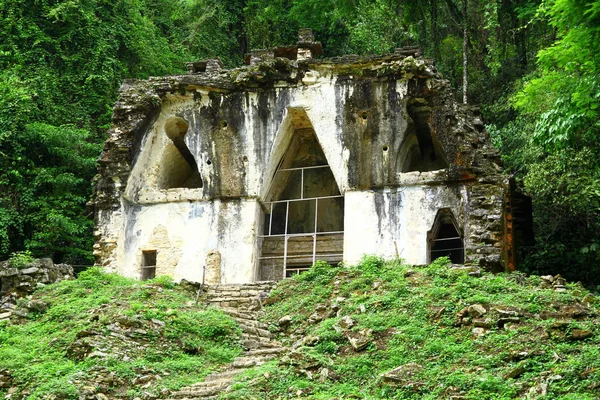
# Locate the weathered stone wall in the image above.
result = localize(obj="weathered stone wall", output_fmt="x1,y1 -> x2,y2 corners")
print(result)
0,258 -> 74,321
93,37 -> 514,282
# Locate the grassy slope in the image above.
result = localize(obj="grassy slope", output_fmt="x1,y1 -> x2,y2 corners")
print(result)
2,259 -> 599,399
224,257 -> 600,399
0,268 -> 242,399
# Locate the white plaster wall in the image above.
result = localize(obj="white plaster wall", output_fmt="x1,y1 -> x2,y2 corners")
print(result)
292,76 -> 349,192
234,79 -> 350,197
113,71 -> 465,280
115,198 -> 259,283
344,184 -> 467,266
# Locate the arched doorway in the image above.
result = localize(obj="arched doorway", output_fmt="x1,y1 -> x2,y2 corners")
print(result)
258,113 -> 344,280
428,209 -> 464,264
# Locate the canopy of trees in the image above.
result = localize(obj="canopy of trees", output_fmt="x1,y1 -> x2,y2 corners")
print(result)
1,0 -> 598,285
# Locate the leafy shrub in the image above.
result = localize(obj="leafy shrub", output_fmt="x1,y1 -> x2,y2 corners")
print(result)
167,309 -> 240,342
357,255 -> 385,274
295,261 -> 338,284
150,275 -> 176,289
8,251 -> 34,269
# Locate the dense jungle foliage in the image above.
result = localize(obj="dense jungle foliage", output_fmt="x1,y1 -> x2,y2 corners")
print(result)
0,0 -> 598,284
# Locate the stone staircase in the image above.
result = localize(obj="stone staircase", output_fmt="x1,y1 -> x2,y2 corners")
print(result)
204,283 -> 273,313
167,283 -> 285,400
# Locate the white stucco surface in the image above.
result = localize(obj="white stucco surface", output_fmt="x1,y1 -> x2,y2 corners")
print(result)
95,52 -> 509,281
343,184 -> 467,266
115,198 -> 259,283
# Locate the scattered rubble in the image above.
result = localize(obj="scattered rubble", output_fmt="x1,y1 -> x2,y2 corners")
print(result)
381,363 -> 424,389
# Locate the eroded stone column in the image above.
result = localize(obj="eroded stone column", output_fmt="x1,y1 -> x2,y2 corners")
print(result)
205,250 -> 221,284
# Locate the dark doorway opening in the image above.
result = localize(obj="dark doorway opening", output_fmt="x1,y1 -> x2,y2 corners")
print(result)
141,250 -> 157,280
429,209 -> 464,264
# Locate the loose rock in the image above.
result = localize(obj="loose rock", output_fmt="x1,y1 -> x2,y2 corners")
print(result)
345,328 -> 373,351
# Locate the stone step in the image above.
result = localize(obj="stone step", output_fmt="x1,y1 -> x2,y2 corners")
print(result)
242,338 -> 282,350
206,297 -> 253,304
184,381 -> 230,391
204,282 -> 275,289
205,288 -> 263,296
204,288 -> 273,296
170,385 -> 224,398
245,347 -> 286,356
238,325 -> 271,338
231,354 -> 277,368
206,301 -> 256,310
239,327 -> 268,335
205,290 -> 264,298
220,307 -> 261,320
166,282 -> 279,399
235,318 -> 270,329
166,395 -> 219,400
166,396 -> 219,400
240,331 -> 271,341
187,377 -> 231,388
240,331 -> 270,341
171,386 -> 220,399
203,369 -> 242,382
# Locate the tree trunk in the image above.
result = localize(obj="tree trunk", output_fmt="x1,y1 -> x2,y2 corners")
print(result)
431,0 -> 440,60
462,0 -> 468,104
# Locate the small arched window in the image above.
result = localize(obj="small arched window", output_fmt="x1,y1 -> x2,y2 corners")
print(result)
428,209 -> 464,264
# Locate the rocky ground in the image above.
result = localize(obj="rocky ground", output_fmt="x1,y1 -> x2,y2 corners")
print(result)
167,284 -> 285,400
0,267 -> 242,399
224,258 -> 600,399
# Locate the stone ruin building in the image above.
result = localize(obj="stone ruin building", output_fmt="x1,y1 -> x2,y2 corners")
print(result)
93,29 -> 531,284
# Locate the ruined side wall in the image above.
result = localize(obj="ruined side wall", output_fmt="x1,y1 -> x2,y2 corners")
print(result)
94,81 -> 162,272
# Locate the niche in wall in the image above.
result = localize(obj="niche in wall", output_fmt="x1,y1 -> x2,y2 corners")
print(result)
398,100 -> 448,173
157,116 -> 203,189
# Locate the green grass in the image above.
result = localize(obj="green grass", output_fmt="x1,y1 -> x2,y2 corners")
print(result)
224,257 -> 600,399
0,268 -> 242,399
3,259 -> 599,399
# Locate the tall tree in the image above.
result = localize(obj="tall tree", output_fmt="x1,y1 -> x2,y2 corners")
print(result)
0,0 -> 188,263
462,0 -> 468,103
